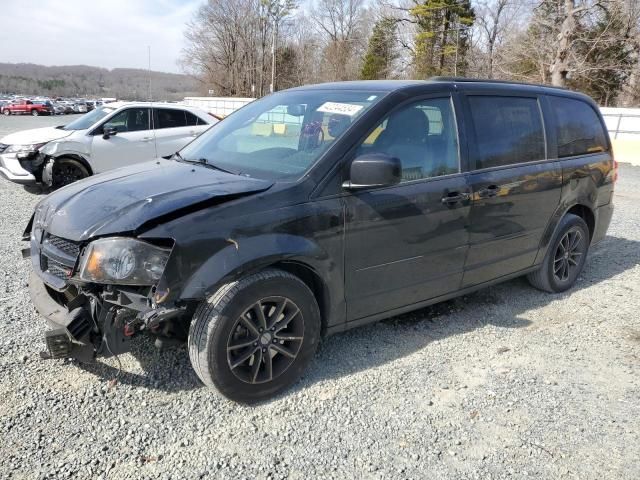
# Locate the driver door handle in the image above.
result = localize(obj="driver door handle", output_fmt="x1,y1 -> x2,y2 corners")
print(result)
141,136 -> 154,142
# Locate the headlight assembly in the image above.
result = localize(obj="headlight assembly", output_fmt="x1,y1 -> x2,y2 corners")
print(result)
5,142 -> 47,155
78,238 -> 170,285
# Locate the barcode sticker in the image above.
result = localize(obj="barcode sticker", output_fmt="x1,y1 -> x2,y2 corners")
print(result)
317,102 -> 364,116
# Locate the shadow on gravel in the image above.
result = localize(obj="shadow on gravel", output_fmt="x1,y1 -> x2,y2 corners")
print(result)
292,234 -> 640,395
22,184 -> 49,195
72,235 -> 640,398
74,342 -> 202,393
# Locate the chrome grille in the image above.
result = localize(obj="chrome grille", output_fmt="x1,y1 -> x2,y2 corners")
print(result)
47,235 -> 80,258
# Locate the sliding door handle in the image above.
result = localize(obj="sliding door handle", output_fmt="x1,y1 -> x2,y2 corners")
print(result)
478,185 -> 499,198
441,191 -> 470,205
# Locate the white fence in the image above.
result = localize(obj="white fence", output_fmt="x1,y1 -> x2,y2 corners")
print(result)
182,97 -> 254,118
600,107 -> 640,140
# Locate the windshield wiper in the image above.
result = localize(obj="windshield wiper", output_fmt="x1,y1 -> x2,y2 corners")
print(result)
177,155 -> 237,175
195,158 -> 237,175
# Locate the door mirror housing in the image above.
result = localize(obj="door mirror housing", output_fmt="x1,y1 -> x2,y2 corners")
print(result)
343,153 -> 402,189
102,126 -> 118,139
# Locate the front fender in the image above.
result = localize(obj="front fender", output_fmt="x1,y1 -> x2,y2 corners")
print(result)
41,140 -> 91,161
141,195 -> 346,329
179,233 -> 328,300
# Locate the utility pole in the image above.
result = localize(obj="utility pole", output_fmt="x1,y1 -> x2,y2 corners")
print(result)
454,28 -> 460,76
270,15 -> 276,93
147,45 -> 152,101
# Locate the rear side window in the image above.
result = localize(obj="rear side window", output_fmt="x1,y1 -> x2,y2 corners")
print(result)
468,96 -> 545,169
155,108 -> 187,129
549,96 -> 607,157
185,111 -> 207,126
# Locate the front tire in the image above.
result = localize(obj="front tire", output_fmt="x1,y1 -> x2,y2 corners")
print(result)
3,109 -> 10,116
527,213 -> 590,293
51,158 -> 90,189
31,109 -> 39,116
188,269 -> 321,403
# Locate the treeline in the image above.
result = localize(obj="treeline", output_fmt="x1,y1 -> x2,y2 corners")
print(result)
0,63 -> 200,100
181,0 -> 640,106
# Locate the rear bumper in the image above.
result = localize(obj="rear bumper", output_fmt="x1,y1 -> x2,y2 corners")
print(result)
592,203 -> 614,245
0,153 -> 37,184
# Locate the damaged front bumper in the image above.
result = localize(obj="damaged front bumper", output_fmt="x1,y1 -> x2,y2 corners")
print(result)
29,270 -> 186,362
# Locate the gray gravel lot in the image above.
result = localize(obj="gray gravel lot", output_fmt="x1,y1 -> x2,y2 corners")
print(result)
0,115 -> 639,479
0,114 -> 83,140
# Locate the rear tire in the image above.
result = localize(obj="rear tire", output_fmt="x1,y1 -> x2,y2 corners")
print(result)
3,109 -> 10,116
188,269 -> 321,403
527,213 -> 589,293
31,109 -> 39,116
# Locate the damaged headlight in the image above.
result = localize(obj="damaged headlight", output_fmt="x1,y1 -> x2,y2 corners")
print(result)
5,142 -> 47,159
78,237 -> 170,285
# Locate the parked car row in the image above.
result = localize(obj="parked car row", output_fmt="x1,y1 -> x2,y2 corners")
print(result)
0,101 -> 217,187
0,95 -> 109,116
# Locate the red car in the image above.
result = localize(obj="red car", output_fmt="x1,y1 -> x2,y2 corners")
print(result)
1,99 -> 52,116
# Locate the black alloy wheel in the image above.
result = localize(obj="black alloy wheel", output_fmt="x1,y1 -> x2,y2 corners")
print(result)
227,296 -> 304,384
527,213 -> 589,293
51,159 -> 89,189
553,227 -> 585,283
188,269 -> 321,403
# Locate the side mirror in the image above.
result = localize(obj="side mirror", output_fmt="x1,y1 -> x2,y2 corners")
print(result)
102,126 -> 117,139
343,153 -> 402,189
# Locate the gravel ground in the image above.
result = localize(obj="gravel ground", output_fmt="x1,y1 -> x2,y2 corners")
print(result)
0,115 -> 639,479
0,114 -> 83,139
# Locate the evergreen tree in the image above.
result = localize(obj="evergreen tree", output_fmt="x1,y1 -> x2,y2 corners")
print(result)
360,18 -> 398,80
411,0 -> 475,79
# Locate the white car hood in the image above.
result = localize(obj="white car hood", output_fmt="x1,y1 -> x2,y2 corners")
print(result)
0,126 -> 73,146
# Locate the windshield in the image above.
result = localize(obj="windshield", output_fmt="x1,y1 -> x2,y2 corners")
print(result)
178,90 -> 384,181
63,106 -> 116,131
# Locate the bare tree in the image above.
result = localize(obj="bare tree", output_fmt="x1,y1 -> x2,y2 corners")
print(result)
474,0 -> 526,78
312,0 -> 368,81
181,0 -> 296,97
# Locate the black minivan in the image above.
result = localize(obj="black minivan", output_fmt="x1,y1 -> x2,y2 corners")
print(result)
24,78 -> 615,402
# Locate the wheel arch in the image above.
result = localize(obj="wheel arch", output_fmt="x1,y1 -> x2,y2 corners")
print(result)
565,204 -> 595,240
536,201 -> 595,264
53,154 -> 94,176
43,154 -> 93,186
168,234 -> 342,333
268,260 -> 331,334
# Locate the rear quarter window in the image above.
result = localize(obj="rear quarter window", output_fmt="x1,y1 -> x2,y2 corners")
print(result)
549,96 -> 608,157
185,111 -> 208,126
468,96 -> 546,170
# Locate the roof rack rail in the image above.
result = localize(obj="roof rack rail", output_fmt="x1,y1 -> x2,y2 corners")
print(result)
429,76 -> 568,90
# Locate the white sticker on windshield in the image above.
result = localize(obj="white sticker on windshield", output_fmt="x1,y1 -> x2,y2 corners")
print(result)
367,95 -> 377,101
317,102 -> 363,117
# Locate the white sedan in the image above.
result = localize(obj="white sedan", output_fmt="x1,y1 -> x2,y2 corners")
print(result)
0,102 -> 217,188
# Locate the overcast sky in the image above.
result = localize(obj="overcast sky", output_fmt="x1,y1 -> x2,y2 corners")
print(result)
0,0 -> 202,73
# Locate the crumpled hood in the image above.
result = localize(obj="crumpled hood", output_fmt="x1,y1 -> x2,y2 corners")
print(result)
34,160 -> 273,241
1,126 -> 72,146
